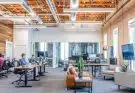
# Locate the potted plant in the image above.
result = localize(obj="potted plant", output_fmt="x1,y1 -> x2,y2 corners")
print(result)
77,57 -> 84,78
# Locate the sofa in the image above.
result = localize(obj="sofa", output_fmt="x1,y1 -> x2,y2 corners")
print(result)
115,72 -> 135,89
66,66 -> 92,89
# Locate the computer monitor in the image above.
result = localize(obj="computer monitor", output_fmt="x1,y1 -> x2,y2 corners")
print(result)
37,51 -> 44,57
110,58 -> 117,65
122,44 -> 134,60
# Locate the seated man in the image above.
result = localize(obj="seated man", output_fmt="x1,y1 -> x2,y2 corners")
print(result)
19,53 -> 29,66
29,55 -> 39,76
29,55 -> 38,64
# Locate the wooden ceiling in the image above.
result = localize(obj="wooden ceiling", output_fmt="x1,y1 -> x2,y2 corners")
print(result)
27,0 -> 118,23
76,12 -> 106,21
0,0 -> 122,23
27,0 -> 57,23
0,4 -> 29,16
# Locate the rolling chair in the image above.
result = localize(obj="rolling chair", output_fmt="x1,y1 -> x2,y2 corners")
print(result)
12,61 -> 25,85
0,60 -> 8,78
12,69 -> 25,85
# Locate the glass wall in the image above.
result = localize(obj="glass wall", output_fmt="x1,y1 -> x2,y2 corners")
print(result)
69,43 -> 99,58
33,42 -> 100,67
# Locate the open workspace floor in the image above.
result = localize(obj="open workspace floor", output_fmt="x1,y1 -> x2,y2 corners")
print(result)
0,68 -> 134,93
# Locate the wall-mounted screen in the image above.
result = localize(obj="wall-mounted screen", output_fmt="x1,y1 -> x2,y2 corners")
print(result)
122,44 -> 134,60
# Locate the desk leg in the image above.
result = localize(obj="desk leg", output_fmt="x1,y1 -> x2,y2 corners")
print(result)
92,66 -> 93,76
91,82 -> 93,93
74,82 -> 76,93
94,66 -> 96,77
89,83 -> 90,93
44,64 -> 48,73
39,66 -> 45,76
98,66 -> 102,77
30,67 -> 40,81
17,70 -> 32,87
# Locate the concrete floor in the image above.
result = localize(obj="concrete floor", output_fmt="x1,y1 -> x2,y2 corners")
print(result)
0,68 -> 135,93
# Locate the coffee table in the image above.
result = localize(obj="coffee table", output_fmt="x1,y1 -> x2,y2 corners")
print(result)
74,77 -> 93,93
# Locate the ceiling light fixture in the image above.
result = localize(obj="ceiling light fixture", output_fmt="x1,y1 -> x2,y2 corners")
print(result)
64,8 -> 116,13
0,0 -> 22,4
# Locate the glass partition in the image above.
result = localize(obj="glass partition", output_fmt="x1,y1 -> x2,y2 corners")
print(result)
33,42 -> 100,67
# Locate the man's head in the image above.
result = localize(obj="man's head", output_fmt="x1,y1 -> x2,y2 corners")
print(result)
32,55 -> 35,59
21,53 -> 26,59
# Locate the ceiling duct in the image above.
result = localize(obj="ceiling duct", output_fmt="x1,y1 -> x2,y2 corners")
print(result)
22,0 -> 43,24
71,12 -> 76,21
46,0 -> 60,23
70,0 -> 79,9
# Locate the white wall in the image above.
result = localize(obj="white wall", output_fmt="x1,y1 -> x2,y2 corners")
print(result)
13,28 -> 31,59
32,26 -> 102,42
13,24 -> 102,60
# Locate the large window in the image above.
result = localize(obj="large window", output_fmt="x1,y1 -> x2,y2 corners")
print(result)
129,19 -> 135,70
103,34 -> 107,59
113,28 -> 119,58
40,42 -> 45,51
60,43 -> 69,60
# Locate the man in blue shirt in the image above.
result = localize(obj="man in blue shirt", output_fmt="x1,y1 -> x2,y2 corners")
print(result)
20,53 -> 29,65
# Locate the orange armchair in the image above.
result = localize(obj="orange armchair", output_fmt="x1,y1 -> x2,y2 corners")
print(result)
66,68 -> 92,89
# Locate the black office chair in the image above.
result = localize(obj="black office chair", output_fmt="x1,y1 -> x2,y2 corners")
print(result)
12,69 -> 25,85
0,60 -> 8,78
12,61 -> 25,85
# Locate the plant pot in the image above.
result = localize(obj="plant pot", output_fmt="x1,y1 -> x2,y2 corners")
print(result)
78,72 -> 83,78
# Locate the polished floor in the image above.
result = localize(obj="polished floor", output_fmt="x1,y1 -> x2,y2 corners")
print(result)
0,68 -> 134,93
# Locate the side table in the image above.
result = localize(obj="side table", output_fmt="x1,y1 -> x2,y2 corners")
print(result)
74,77 -> 93,93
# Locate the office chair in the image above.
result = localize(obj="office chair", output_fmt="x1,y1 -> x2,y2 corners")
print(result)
12,60 -> 25,85
12,69 -> 25,85
0,60 -> 8,78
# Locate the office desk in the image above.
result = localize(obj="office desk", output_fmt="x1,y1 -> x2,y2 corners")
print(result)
15,66 -> 34,87
73,63 -> 109,77
85,63 -> 109,77
15,64 -> 40,87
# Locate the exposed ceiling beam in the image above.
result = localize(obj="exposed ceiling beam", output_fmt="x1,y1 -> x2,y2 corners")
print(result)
14,24 -> 47,28
0,0 -> 22,4
0,16 -> 31,23
64,8 -> 116,13
38,13 -> 71,16
21,0 -> 43,24
64,21 -> 102,24
46,0 -> 60,23
0,5 -> 13,16
103,0 -> 131,24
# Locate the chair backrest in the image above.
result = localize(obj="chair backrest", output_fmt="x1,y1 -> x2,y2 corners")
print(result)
2,60 -> 9,70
